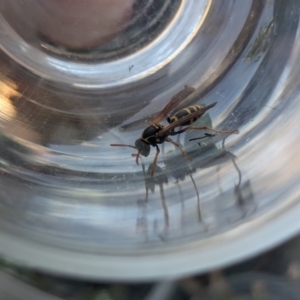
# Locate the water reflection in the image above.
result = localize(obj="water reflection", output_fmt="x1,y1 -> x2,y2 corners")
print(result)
132,122 -> 256,243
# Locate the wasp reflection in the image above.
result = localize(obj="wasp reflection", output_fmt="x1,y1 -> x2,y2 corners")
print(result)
135,114 -> 255,239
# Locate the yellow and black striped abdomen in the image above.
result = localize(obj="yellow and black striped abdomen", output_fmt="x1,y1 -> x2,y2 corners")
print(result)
169,105 -> 204,126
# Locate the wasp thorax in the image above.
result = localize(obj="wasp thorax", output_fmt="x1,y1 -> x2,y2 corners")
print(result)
135,139 -> 150,157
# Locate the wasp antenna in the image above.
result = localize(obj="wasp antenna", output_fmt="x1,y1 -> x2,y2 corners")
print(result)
132,152 -> 140,165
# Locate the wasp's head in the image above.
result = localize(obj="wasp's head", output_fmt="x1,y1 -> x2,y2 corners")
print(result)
135,139 -> 150,157
110,140 -> 150,166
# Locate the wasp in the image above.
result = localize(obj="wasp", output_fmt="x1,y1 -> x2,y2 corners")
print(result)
111,85 -> 238,176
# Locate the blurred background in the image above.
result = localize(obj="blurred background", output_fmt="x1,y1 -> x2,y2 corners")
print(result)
3,237 -> 300,299
1,0 -> 300,298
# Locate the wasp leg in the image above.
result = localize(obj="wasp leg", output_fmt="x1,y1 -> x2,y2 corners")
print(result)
150,145 -> 161,176
175,126 -> 238,135
165,137 -> 192,161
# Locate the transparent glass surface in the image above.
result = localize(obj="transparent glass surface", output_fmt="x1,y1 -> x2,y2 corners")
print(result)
0,0 -> 300,281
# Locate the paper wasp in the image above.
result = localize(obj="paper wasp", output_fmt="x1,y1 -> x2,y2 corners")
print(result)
111,85 -> 238,176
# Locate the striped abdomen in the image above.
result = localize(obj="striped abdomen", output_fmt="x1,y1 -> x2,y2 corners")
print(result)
169,105 -> 204,126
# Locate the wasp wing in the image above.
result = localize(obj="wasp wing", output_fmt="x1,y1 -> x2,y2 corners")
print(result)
157,102 -> 217,137
151,85 -> 195,125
